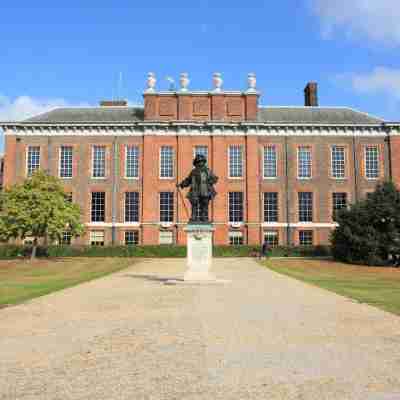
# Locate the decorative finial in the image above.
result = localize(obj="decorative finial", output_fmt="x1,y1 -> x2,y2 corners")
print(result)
179,73 -> 190,92
212,72 -> 223,92
146,72 -> 156,93
246,72 -> 257,93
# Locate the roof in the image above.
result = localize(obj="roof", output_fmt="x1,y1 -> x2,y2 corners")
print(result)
20,106 -> 383,125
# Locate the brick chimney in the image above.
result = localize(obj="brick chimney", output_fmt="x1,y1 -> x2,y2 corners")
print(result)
304,82 -> 318,107
99,100 -> 128,107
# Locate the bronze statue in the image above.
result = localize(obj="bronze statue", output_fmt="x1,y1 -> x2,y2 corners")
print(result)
177,154 -> 218,223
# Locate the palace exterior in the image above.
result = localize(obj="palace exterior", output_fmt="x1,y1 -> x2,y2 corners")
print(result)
1,73 -> 400,247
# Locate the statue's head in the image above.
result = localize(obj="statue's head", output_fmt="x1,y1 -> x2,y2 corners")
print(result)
193,154 -> 207,167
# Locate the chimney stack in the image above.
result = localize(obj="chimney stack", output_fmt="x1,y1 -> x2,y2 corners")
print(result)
304,82 -> 318,107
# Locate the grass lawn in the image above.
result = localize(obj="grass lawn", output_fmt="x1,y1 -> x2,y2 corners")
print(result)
0,257 -> 133,308
263,259 -> 400,316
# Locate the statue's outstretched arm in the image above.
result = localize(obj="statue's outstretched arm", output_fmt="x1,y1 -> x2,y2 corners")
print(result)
177,173 -> 192,188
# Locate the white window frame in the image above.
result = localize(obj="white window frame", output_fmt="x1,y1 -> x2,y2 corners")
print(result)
59,146 -> 73,179
92,145 -> 106,179
26,146 -> 40,176
298,192 -> 313,223
297,146 -> 312,180
159,230 -> 174,245
263,145 -> 277,179
330,146 -> 346,179
124,192 -> 139,223
159,146 -> 174,179
90,230 -> 105,246
125,230 -> 139,245
159,192 -> 174,223
125,145 -> 139,179
299,230 -> 313,246
264,231 -> 279,247
229,231 -> 244,245
228,145 -> 243,179
364,145 -> 380,180
263,192 -> 279,223
228,192 -> 244,223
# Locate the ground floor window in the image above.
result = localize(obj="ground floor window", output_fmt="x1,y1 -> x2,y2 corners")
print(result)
229,231 -> 243,245
264,231 -> 279,247
159,230 -> 174,245
125,230 -> 139,245
299,230 -> 313,246
61,231 -> 72,245
90,231 -> 105,246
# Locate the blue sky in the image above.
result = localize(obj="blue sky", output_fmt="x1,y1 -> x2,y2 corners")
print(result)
0,0 -> 399,150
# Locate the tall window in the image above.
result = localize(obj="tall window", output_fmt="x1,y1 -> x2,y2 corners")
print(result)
263,146 -> 277,178
125,231 -> 139,245
125,145 -> 139,178
299,230 -> 313,246
264,192 -> 278,222
92,145 -> 106,178
160,146 -> 174,178
160,192 -> 174,222
194,145 -> 208,162
331,146 -> 345,179
298,192 -> 313,222
298,146 -> 312,179
27,146 -> 40,176
229,145 -> 243,178
91,192 -> 105,222
59,146 -> 73,178
264,231 -> 279,247
125,192 -> 139,222
365,146 -> 379,179
229,192 -> 244,222
332,192 -> 347,219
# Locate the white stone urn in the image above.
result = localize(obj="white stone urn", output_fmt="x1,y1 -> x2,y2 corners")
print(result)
247,72 -> 257,92
146,72 -> 156,92
179,72 -> 190,92
213,72 -> 223,92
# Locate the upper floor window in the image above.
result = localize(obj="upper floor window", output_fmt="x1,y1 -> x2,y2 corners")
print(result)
365,146 -> 379,179
263,145 -> 277,178
264,192 -> 278,222
91,192 -> 105,222
125,192 -> 139,222
331,146 -> 345,179
229,145 -> 243,178
297,146 -> 312,179
160,146 -> 174,178
27,146 -> 40,176
229,192 -> 244,222
160,192 -> 174,222
59,146 -> 73,178
92,145 -> 106,178
125,145 -> 139,178
298,192 -> 313,222
332,192 -> 347,219
194,145 -> 208,162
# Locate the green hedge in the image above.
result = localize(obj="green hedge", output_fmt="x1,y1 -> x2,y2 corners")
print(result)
0,244 -> 331,259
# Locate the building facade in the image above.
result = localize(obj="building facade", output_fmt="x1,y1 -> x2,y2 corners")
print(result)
1,73 -> 400,247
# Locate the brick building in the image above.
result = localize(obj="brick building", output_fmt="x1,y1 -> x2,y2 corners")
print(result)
1,73 -> 400,247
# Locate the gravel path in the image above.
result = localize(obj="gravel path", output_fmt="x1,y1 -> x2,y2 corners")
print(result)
1,258 -> 400,400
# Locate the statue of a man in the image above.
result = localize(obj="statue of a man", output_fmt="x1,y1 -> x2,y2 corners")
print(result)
177,154 -> 218,223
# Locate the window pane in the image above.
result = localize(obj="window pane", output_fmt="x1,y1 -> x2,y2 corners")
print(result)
60,146 -> 73,178
365,146 -> 379,178
90,231 -> 104,246
27,146 -> 40,176
125,192 -> 139,222
92,146 -> 106,178
91,192 -> 105,222
229,192 -> 243,222
160,146 -> 174,178
229,231 -> 243,245
61,231 -> 72,245
264,192 -> 278,222
125,145 -> 139,178
160,192 -> 174,222
298,192 -> 313,222
263,146 -> 277,178
331,146 -> 345,178
264,231 -> 279,247
299,230 -> 313,246
332,192 -> 347,219
229,145 -> 243,178
125,231 -> 139,245
298,146 -> 311,179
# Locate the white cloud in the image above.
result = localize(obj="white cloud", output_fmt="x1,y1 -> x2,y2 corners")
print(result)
310,0 -> 400,45
348,67 -> 400,100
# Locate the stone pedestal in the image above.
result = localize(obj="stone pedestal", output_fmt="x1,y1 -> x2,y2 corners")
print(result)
184,224 -> 215,281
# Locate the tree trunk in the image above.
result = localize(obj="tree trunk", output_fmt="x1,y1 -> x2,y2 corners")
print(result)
30,238 -> 38,261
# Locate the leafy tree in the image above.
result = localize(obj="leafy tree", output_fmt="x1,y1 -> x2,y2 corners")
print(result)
331,181 -> 400,266
0,171 -> 84,259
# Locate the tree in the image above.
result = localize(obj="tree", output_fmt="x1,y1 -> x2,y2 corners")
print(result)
331,181 -> 400,266
0,171 -> 84,260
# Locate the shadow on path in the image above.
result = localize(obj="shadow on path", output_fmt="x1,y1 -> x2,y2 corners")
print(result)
122,274 -> 183,283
